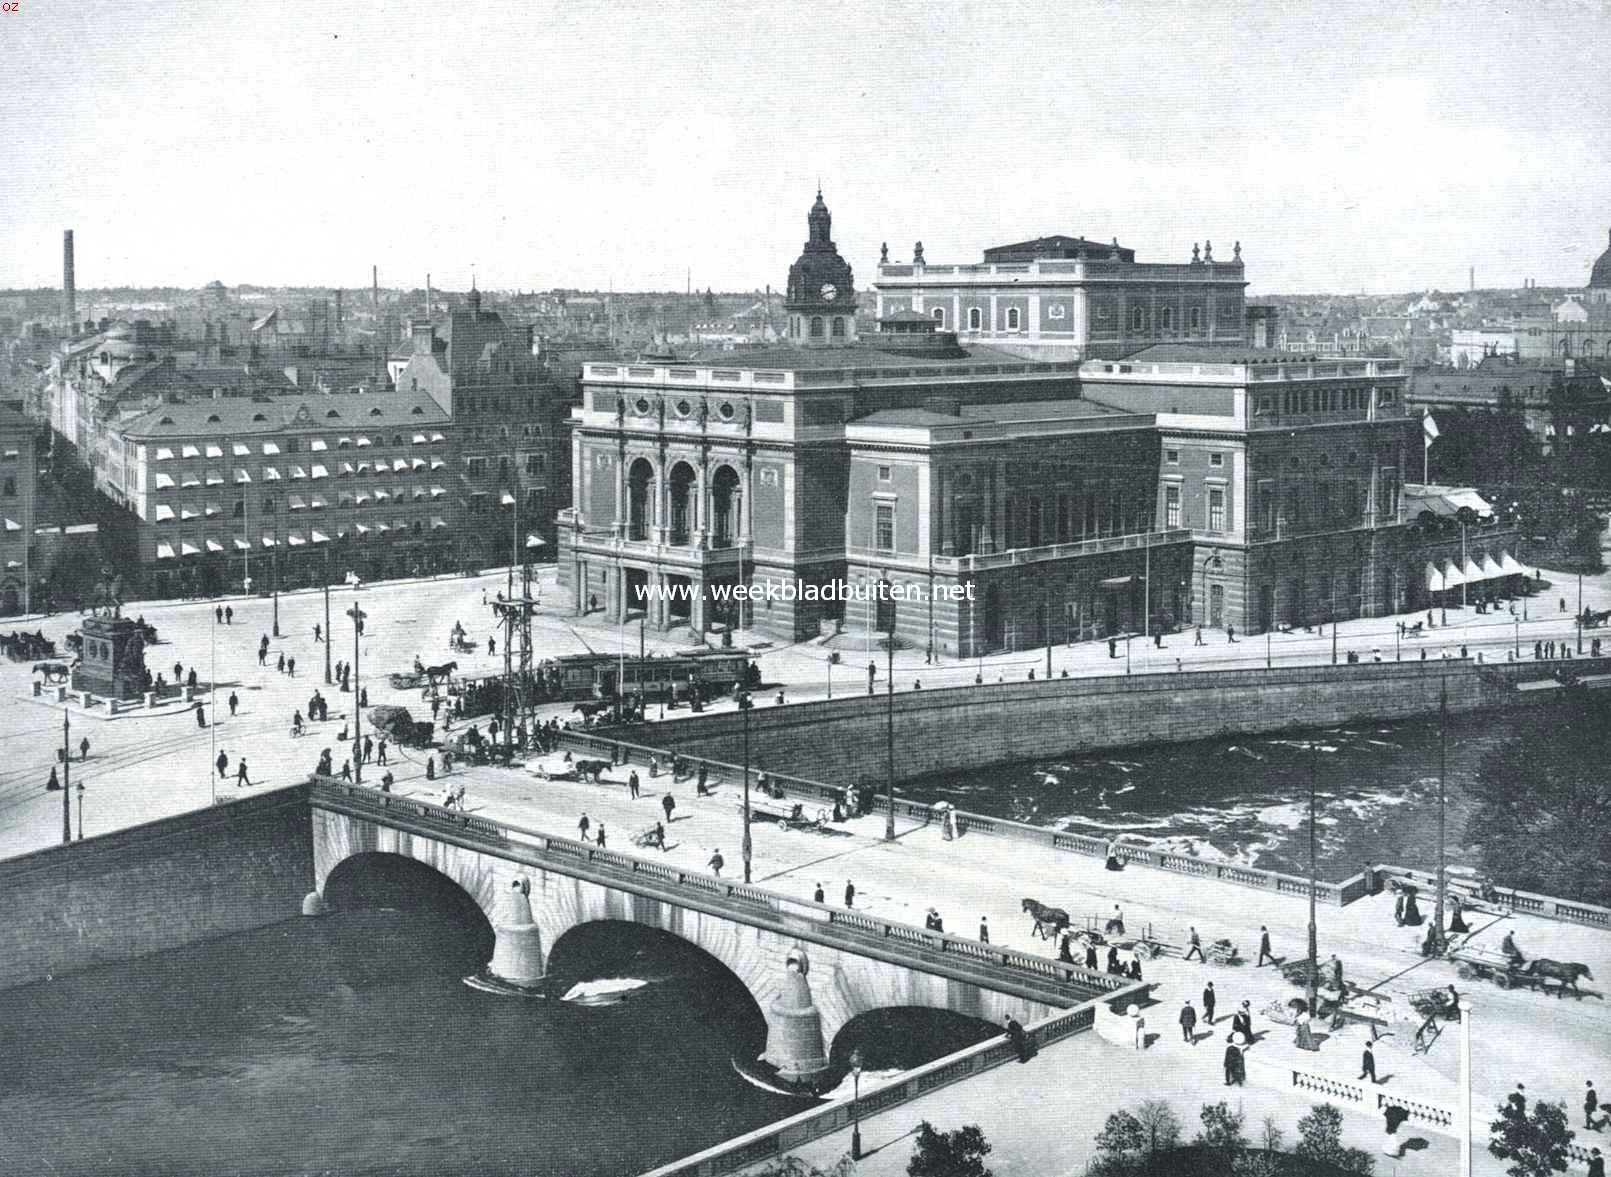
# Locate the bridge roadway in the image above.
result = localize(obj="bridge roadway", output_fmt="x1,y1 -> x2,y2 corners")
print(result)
328,736 -> 1611,1173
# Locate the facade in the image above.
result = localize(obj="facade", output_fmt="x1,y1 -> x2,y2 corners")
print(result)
874,234 -> 1248,361
113,391 -> 455,598
0,405 -> 36,613
391,288 -> 574,566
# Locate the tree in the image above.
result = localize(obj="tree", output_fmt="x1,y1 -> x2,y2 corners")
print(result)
1489,1098 -> 1575,1177
751,1155 -> 856,1177
1197,1102 -> 1248,1159
1469,690 -> 1611,905
908,1120 -> 993,1177
1295,1103 -> 1374,1175
1094,1110 -> 1146,1168
1136,1100 -> 1182,1154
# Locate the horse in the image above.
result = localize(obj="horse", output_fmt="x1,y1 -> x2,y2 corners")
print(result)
423,661 -> 457,685
574,700 -> 612,720
1022,897 -> 1070,941
32,662 -> 71,683
1523,958 -> 1594,997
573,758 -> 611,783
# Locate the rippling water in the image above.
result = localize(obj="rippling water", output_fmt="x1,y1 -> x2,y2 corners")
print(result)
900,701 -> 1606,882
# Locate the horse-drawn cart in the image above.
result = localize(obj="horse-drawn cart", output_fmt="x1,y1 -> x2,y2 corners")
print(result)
745,798 -> 829,833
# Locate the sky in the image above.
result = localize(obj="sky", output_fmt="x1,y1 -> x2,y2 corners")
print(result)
2,0 -> 1609,296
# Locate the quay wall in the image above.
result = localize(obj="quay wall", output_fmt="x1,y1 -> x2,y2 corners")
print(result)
0,785 -> 313,990
610,659 -> 1606,786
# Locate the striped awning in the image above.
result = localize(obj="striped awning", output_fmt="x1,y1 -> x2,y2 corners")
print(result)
1499,552 -> 1526,576
155,543 -> 176,560
180,541 -> 200,556
206,539 -> 224,553
1441,559 -> 1466,588
181,445 -> 200,459
1425,562 -> 1445,593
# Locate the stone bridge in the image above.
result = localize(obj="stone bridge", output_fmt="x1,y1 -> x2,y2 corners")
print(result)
307,780 -> 1135,1081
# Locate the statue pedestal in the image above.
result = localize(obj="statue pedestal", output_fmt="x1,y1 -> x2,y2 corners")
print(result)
71,615 -> 147,702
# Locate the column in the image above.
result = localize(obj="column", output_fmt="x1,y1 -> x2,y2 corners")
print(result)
654,454 -> 669,543
612,447 -> 626,537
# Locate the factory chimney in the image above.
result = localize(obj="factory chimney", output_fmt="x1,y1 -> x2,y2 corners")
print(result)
62,230 -> 77,334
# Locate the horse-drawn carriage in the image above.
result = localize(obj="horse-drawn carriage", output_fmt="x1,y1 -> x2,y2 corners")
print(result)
746,797 -> 830,833
1,630 -> 56,662
367,705 -> 434,750
1448,944 -> 1593,996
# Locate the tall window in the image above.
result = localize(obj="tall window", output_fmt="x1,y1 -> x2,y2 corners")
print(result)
931,307 -> 945,326
967,307 -> 982,331
1208,487 -> 1226,532
831,317 -> 846,338
1165,485 -> 1181,528
1189,307 -> 1203,331
1131,306 -> 1146,331
874,504 -> 895,552
810,316 -> 824,338
1005,307 -> 1020,331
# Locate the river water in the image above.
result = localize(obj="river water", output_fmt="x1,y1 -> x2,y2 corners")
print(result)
0,887 -> 996,1176
901,700 -> 1606,882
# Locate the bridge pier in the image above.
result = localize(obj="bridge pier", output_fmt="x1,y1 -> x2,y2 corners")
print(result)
486,876 -> 546,989
762,947 -> 829,1083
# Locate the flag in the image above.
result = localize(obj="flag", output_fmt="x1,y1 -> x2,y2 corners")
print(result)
1423,412 -> 1439,449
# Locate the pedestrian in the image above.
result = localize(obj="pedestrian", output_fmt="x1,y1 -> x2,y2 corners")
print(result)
225,605 -> 233,624
628,770 -> 640,799
979,916 -> 989,944
362,735 -> 373,764
45,766 -> 60,792
1382,1102 -> 1410,1158
649,754 -> 659,778
380,771 -> 394,792
1184,926 -> 1204,961
708,848 -> 724,876
228,691 -> 239,717
1359,1040 -> 1378,1084
1180,1000 -> 1198,1043
1223,1036 -> 1244,1086
377,738 -> 388,766
1233,1001 -> 1253,1045
314,623 -> 322,643
844,880 -> 855,908
1588,1147 -> 1604,1177
1227,623 -> 1236,643
662,793 -> 676,822
1085,940 -> 1098,971
596,824 -> 606,849
1128,956 -> 1143,981
277,652 -> 285,674
1005,1014 -> 1033,1063
187,668 -> 198,689
1257,925 -> 1274,967
174,661 -> 183,682
426,756 -> 436,780
814,883 -> 825,904
196,702 -> 207,729
79,736 -> 90,762
236,760 -> 251,788
216,750 -> 229,779
340,760 -> 352,781
216,605 -> 224,624
360,687 -> 367,707
1105,905 -> 1125,934
1330,953 -> 1344,993
1106,946 -> 1121,974
488,636 -> 495,656
287,656 -> 296,677
1394,891 -> 1405,925
697,764 -> 709,795
1587,1081 -> 1600,1130
1203,981 -> 1217,1024
1195,625 -> 1204,646
578,813 -> 591,842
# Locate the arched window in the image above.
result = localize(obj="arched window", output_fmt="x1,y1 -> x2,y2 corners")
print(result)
967,307 -> 982,331
1005,307 -> 1020,331
1160,307 -> 1173,330
1131,306 -> 1147,331
931,307 -> 945,327
831,316 -> 846,338
1189,307 -> 1204,331
810,317 -> 824,338
1,477 -> 14,497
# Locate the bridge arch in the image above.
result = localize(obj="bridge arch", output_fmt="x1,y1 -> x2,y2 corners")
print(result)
323,851 -> 495,958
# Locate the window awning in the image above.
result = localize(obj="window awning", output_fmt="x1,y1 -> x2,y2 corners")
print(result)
3,518 -> 20,532
154,504 -> 175,522
1441,559 -> 1466,588
430,486 -> 446,498
261,442 -> 281,456
155,543 -> 176,560
1426,562 -> 1445,593
412,489 -> 426,501
155,447 -> 175,461
374,489 -> 390,501
501,491 -> 516,506
205,444 -> 224,458
1446,489 -> 1494,520
235,469 -> 252,484
233,443 -> 251,457
1099,575 -> 1137,588
431,517 -> 448,529
355,436 -> 372,447
430,431 -> 445,443
288,496 -> 306,510
430,457 -> 446,470
234,538 -> 250,551
392,458 -> 408,472
1499,552 -> 1526,576
337,436 -> 352,447
311,529 -> 330,544
204,503 -> 219,516
356,461 -> 372,474
411,458 -> 425,470
205,471 -> 224,486
341,462 -> 355,475
155,473 -> 175,490
179,444 -> 200,458
287,533 -> 306,546
310,439 -> 328,452
261,536 -> 278,548
180,541 -> 200,556
180,507 -> 198,520
526,533 -> 547,549
263,467 -> 281,481
290,466 -> 307,480
205,539 -> 224,553
311,464 -> 328,479
310,495 -> 327,509
181,475 -> 201,488
373,522 -> 389,533
412,433 -> 428,445
355,491 -> 372,504
355,523 -> 371,534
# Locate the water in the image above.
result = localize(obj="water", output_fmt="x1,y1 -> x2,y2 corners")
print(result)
901,700 -> 1608,883
0,888 -> 994,1176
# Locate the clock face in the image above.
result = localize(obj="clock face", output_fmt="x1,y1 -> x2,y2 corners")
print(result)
819,283 -> 838,301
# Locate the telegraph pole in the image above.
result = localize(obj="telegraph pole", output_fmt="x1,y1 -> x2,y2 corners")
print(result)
1432,670 -> 1449,955
61,708 -> 72,845
885,605 -> 896,843
1306,739 -> 1319,1016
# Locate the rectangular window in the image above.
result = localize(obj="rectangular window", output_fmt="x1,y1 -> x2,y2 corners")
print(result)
1208,487 -> 1226,532
1165,485 -> 1181,528
1258,479 -> 1276,533
875,504 -> 895,552
1209,452 -> 1224,468
877,465 -> 891,482
1165,448 -> 1179,465
1027,496 -> 1042,547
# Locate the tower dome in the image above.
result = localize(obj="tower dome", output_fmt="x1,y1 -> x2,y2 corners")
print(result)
783,189 -> 857,347
1590,228 -> 1611,289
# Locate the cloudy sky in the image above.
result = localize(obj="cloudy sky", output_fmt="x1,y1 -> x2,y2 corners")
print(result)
3,0 -> 1608,295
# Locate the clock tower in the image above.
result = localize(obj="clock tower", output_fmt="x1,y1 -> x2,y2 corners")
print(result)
784,190 -> 858,347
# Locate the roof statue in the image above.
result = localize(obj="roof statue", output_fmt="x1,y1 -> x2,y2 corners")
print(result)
913,241 -> 924,264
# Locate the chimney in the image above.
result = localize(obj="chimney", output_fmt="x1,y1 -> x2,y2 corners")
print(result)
426,273 -> 432,318
371,265 -> 379,315
334,289 -> 343,336
410,318 -> 435,354
1469,265 -> 1475,293
62,230 -> 76,332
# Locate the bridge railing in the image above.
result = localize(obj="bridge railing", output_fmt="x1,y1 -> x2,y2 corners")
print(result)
549,733 -> 1373,909
311,778 -> 1126,1000
636,993 -> 1136,1177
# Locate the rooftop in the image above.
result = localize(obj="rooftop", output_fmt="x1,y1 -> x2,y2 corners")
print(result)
118,390 -> 450,439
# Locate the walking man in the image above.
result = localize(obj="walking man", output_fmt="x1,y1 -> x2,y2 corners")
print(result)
1223,1037 -> 1244,1086
235,759 -> 251,788
708,848 -> 724,876
1202,981 -> 1217,1024
277,652 -> 285,674
287,656 -> 296,677
1194,625 -> 1204,646
814,883 -> 825,904
224,605 -> 233,624
215,605 -> 224,624
628,770 -> 640,799
228,691 -> 239,717
1180,1000 -> 1198,1044
844,880 -> 856,908
1356,1039 -> 1384,1087
662,793 -> 676,823
377,738 -> 388,766
314,623 -> 322,643
1587,1081 -> 1600,1131
79,736 -> 90,762
1184,926 -> 1204,961
595,824 -> 606,850
216,750 -> 229,779
578,812 -> 591,842
362,735 -> 373,764
1257,925 -> 1274,967
979,916 -> 989,944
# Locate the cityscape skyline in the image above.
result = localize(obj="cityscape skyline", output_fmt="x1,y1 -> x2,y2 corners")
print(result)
4,1 -> 1610,296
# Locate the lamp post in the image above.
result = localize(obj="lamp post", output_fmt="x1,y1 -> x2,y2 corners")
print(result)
1577,570 -> 1584,655
1306,739 -> 1320,1017
75,781 -> 84,840
739,689 -> 753,884
61,707 -> 71,845
1266,626 -> 1272,670
346,574 -> 363,784
323,555 -> 333,685
272,527 -> 281,638
885,603 -> 896,843
1431,669 -> 1449,956
849,1047 -> 864,1160
1513,614 -> 1520,660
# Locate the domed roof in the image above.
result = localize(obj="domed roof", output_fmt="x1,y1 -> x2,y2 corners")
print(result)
784,190 -> 855,310
1591,228 -> 1611,289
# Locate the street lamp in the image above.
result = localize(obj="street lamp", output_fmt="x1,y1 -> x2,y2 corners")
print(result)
60,706 -> 71,845
1306,739 -> 1320,1018
1430,669 -> 1449,958
849,1047 -> 864,1160
884,605 -> 896,843
75,781 -> 84,841
346,572 -> 364,784
739,689 -> 753,884
323,550 -> 333,684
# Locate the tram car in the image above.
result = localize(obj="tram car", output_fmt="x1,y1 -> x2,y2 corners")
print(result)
540,649 -> 756,702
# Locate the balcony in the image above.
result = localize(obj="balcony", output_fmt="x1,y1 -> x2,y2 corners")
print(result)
847,528 -> 1194,575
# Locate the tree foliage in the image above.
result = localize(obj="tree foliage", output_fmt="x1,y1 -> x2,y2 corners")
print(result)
1489,1098 -> 1575,1177
1470,690 -> 1611,905
1295,1103 -> 1374,1176
1136,1100 -> 1183,1154
1095,1111 -> 1146,1165
908,1120 -> 993,1177
1197,1102 -> 1249,1156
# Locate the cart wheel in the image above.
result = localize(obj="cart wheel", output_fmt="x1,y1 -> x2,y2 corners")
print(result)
1494,972 -> 1512,989
1456,963 -> 1476,980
